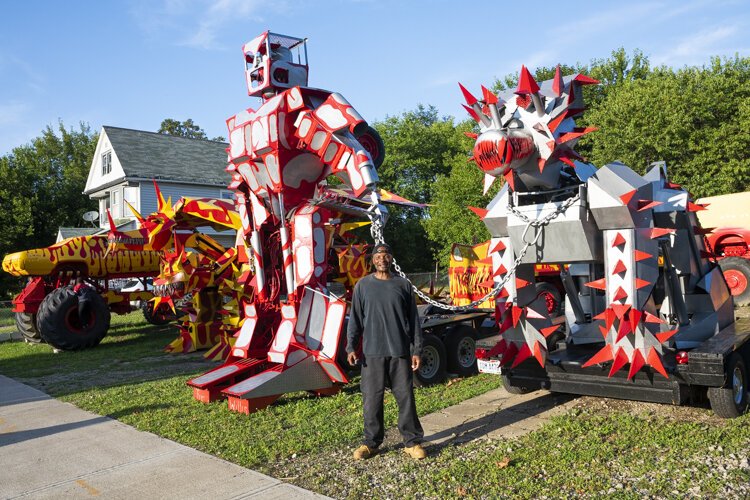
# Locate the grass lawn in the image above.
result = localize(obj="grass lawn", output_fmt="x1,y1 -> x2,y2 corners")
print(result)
2,310 -> 750,498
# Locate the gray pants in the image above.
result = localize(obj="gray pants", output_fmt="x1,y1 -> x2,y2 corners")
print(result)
361,356 -> 423,448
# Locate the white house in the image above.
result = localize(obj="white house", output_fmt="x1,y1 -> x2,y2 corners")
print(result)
83,126 -> 236,248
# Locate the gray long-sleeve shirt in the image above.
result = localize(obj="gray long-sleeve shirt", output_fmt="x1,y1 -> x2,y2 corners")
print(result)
346,274 -> 423,358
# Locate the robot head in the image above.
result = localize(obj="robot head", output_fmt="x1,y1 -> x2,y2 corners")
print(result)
243,31 -> 309,98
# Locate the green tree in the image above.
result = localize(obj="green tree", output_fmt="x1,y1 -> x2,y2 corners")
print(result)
585,56 -> 750,197
0,122 -> 98,297
158,118 -> 225,142
373,106 -> 470,271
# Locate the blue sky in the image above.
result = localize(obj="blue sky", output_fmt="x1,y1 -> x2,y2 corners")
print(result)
1,0 -> 748,156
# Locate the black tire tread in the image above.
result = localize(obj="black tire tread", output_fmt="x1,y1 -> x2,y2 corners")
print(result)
502,374 -> 534,395
708,354 -> 749,418
36,287 -> 110,351
445,326 -> 477,376
15,312 -> 42,343
415,335 -> 447,387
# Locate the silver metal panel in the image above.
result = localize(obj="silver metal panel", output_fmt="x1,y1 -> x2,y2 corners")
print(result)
189,364 -> 241,386
507,218 -> 601,263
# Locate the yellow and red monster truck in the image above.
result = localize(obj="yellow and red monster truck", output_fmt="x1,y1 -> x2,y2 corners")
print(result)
2,235 -> 162,350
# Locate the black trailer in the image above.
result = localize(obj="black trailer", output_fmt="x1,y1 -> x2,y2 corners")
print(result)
477,317 -> 750,418
413,305 -> 494,386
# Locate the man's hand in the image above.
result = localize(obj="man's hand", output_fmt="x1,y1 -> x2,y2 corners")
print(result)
411,355 -> 421,372
347,352 -> 359,366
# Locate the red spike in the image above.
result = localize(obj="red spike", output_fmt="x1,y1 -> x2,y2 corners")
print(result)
649,228 -> 675,239
540,325 -> 561,338
572,74 -> 600,85
493,264 -> 508,277
106,209 -> 117,230
551,65 -> 564,97
616,318 -> 632,342
593,310 -> 607,320
598,324 -> 609,338
584,278 -> 607,291
638,200 -> 663,212
612,232 -> 627,247
613,287 -> 628,301
458,83 -> 478,106
627,349 -> 646,380
463,131 -> 478,140
594,308 -> 616,332
537,157 -> 546,173
634,278 -> 651,290
487,338 -> 507,357
629,309 -> 642,334
611,304 -> 631,319
511,306 -> 524,327
567,80 -> 576,105
477,255 -> 494,265
516,277 -> 531,288
556,127 -> 598,144
644,311 -> 665,324
608,348 -> 629,377
647,347 -> 669,379
497,287 -> 510,298
462,104 -> 481,123
490,240 -> 506,254
511,342 -> 533,368
468,206 -> 488,219
533,342 -> 546,367
481,85 -> 498,105
656,329 -> 678,343
153,179 -> 166,211
503,171 -> 515,191
547,111 -> 568,133
515,65 -> 540,95
477,278 -> 496,289
633,250 -> 653,262
501,341 -> 519,366
612,260 -> 627,275
583,344 -> 614,368
619,190 -> 636,206
687,202 -> 707,212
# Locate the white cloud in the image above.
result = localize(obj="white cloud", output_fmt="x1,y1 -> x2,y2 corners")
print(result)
653,25 -> 740,65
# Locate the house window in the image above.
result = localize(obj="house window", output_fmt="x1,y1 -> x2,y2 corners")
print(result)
123,186 -> 137,215
111,189 -> 121,218
102,151 -> 112,176
219,189 -> 235,201
100,197 -> 111,226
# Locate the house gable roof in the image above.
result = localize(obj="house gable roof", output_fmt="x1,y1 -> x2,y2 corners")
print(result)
101,126 -> 229,186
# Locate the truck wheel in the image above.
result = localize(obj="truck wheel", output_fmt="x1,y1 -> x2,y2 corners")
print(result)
708,353 -> 749,418
445,326 -> 477,376
719,257 -> 750,306
141,301 -> 174,326
415,335 -> 447,387
36,287 -> 110,351
15,312 -> 42,343
501,373 -> 534,395
535,282 -> 562,316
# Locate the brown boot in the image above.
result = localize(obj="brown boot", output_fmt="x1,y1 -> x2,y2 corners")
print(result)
403,443 -> 426,459
353,445 -> 375,460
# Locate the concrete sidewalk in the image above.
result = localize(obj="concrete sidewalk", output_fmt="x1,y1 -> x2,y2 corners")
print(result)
0,375 -> 326,499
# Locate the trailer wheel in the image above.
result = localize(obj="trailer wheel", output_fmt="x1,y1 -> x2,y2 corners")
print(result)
15,312 -> 42,343
535,282 -> 562,316
415,335 -> 447,387
141,301 -> 174,326
719,257 -> 750,306
36,287 -> 110,351
445,326 -> 477,376
708,353 -> 749,418
501,374 -> 534,395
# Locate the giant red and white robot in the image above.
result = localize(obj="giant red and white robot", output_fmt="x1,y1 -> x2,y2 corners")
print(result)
188,32 -> 389,413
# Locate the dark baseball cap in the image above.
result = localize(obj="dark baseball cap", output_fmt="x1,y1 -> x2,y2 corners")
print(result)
372,243 -> 392,255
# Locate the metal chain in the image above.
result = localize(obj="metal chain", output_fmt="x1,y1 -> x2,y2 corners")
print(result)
369,193 -> 580,311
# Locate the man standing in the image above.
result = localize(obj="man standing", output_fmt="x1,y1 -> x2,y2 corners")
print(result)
347,243 -> 426,460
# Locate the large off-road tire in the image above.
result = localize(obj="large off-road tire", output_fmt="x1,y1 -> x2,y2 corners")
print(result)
141,301 -> 174,326
415,335 -> 447,387
445,326 -> 477,376
15,312 -> 42,343
708,353 -> 749,418
719,257 -> 750,306
355,125 -> 386,169
501,374 -> 534,395
36,287 -> 110,351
